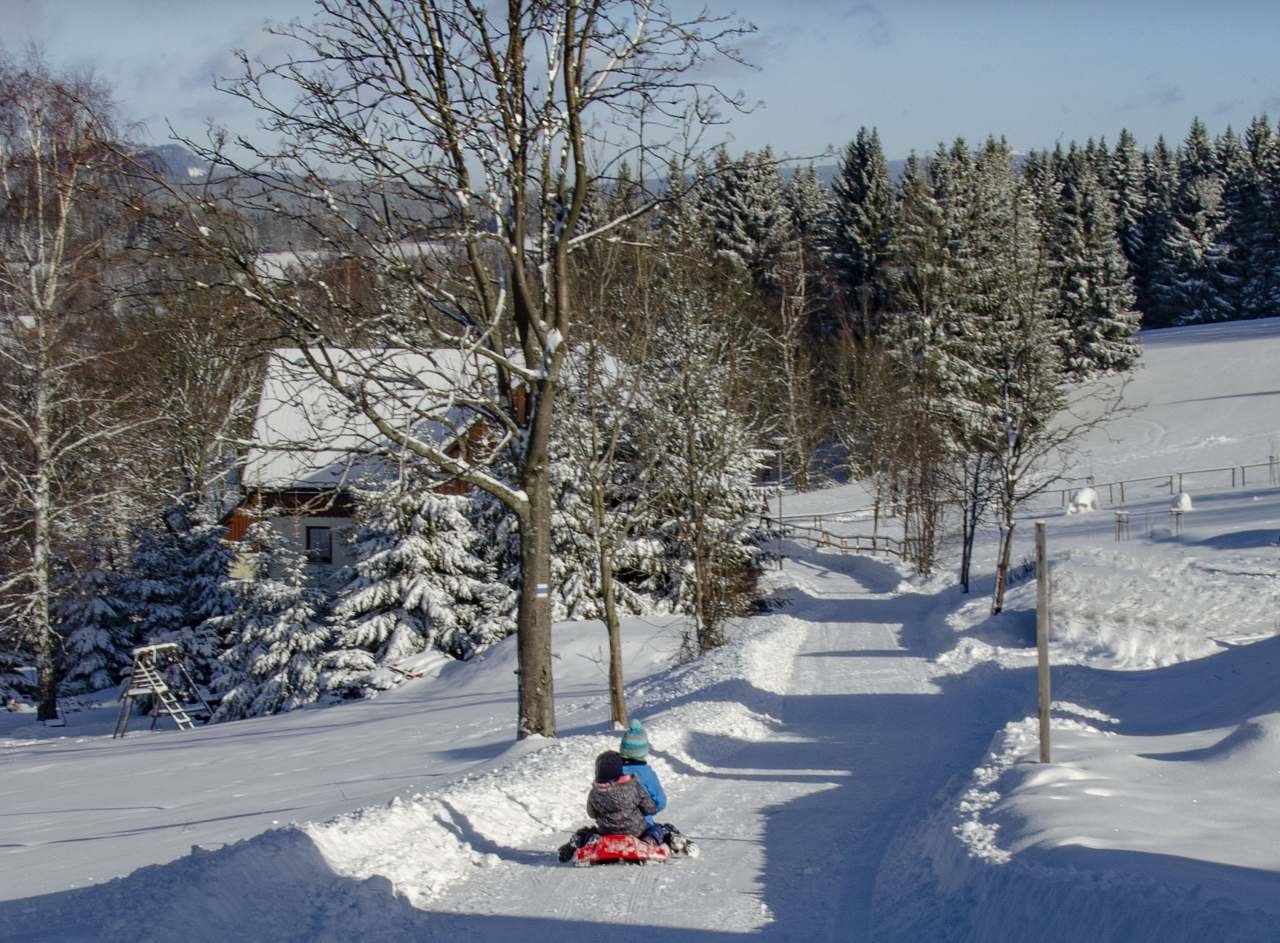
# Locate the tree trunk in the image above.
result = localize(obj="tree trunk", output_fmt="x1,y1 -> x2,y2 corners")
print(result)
516,408 -> 556,738
992,502 -> 1016,615
959,463 -> 982,594
592,484 -> 627,727
34,349 -> 57,722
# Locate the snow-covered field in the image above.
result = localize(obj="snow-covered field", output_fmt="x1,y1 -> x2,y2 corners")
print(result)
4,318 -> 1280,942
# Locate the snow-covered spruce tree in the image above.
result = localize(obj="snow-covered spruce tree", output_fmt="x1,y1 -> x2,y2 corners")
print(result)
637,281 -> 766,652
958,149 -> 1065,613
785,164 -> 833,253
1053,148 -> 1141,378
324,477 -> 511,698
122,523 -> 187,653
1222,116 -> 1280,319
704,148 -> 794,290
1153,119 -> 1235,325
1133,136 -> 1179,326
0,639 -> 35,706
829,127 -> 896,330
54,547 -> 133,696
1108,129 -> 1148,289
171,503 -> 236,685
123,503 -> 235,688
210,522 -> 330,722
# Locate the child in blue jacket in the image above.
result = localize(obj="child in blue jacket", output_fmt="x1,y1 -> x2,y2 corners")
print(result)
619,719 -> 693,855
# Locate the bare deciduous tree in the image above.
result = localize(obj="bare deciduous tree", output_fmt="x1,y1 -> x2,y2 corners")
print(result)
171,1 -> 750,737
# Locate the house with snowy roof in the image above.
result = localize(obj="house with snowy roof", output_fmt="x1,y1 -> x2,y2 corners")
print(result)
226,346 -> 512,570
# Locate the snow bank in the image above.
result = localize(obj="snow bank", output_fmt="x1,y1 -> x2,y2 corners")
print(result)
934,545 -> 1280,674
283,613 -> 805,906
873,707 -> 1280,942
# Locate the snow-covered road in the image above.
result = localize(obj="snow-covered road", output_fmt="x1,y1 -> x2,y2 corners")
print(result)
412,549 -> 1005,941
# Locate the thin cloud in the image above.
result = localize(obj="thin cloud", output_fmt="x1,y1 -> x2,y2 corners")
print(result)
1119,85 -> 1185,111
840,3 -> 891,49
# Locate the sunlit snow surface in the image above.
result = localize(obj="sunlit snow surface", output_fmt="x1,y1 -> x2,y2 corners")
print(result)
4,318 -> 1280,942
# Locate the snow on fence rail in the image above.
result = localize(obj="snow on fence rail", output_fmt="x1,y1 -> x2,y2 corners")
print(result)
781,522 -> 905,558
775,456 -> 1280,526
1036,456 -> 1280,510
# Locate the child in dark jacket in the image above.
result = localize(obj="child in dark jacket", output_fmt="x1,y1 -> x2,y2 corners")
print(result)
586,750 -> 657,836
558,751 -> 657,862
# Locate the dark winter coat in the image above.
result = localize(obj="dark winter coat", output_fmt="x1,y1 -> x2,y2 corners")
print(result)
586,774 -> 658,837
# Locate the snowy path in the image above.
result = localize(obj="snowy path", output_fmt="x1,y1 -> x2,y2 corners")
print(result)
416,550 -> 1003,941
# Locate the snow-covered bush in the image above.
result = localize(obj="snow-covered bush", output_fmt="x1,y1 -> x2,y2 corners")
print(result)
1067,486 -> 1099,514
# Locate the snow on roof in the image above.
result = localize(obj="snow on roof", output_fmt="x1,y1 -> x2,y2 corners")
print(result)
242,347 -> 497,490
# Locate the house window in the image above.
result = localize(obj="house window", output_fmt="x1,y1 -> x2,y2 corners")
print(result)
305,526 -> 333,564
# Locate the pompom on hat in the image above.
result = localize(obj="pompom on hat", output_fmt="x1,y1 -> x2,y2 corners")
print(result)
619,719 -> 650,760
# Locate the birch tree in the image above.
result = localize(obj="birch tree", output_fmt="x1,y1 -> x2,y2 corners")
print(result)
0,58 -> 150,720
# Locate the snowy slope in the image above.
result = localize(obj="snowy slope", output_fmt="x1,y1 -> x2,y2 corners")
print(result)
0,617 -> 687,902
4,318 -> 1280,942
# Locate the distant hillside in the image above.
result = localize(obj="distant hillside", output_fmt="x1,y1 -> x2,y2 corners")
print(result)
134,143 -> 211,182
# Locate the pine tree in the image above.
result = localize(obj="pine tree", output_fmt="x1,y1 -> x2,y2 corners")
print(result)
704,148 -> 794,289
210,522 -> 330,721
1224,116 -> 1280,317
784,164 -> 833,249
0,644 -> 34,706
122,523 -> 187,655
886,152 -> 951,353
54,547 -> 133,695
173,504 -> 237,686
1053,148 -> 1141,377
1109,129 -> 1148,276
829,127 -> 896,326
1154,119 -> 1235,325
1137,136 -> 1180,325
325,479 -> 511,697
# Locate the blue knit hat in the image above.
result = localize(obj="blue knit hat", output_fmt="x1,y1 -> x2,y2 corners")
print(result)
619,719 -> 649,760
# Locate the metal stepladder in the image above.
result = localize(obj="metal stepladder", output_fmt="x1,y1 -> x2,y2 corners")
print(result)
112,643 -> 213,738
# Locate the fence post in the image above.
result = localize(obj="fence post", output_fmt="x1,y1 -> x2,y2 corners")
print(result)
1177,473 -> 1183,493
1036,521 -> 1052,764
1119,480 -> 1126,504
1232,467 -> 1237,488
1241,466 -> 1247,487
1168,475 -> 1174,494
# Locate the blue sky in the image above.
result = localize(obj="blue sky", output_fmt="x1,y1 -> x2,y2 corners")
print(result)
5,0 -> 1280,160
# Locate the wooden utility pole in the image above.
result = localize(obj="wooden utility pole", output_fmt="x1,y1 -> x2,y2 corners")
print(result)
1035,521 -> 1052,763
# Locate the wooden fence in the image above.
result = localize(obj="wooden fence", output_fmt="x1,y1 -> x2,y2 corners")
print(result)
781,522 -> 905,558
771,454 -> 1280,559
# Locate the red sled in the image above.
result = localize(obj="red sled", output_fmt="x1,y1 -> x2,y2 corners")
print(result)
574,833 -> 670,867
